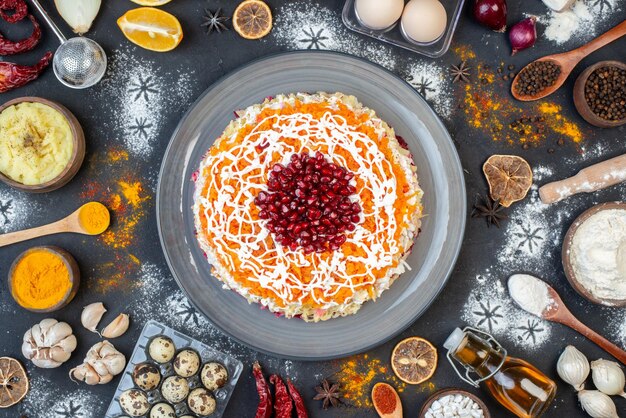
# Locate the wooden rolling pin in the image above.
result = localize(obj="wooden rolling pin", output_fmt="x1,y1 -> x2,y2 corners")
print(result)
539,154 -> 626,204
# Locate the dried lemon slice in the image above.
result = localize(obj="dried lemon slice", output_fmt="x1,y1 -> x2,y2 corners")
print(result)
391,337 -> 437,385
233,0 -> 272,40
0,357 -> 28,408
117,7 -> 183,52
483,155 -> 533,207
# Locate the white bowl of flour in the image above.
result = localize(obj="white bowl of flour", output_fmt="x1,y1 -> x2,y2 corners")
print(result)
563,202 -> 626,307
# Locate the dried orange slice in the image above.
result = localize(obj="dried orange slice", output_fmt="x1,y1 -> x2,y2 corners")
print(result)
233,0 -> 272,40
0,357 -> 28,408
117,7 -> 183,52
483,155 -> 533,207
130,0 -> 172,5
391,337 -> 437,385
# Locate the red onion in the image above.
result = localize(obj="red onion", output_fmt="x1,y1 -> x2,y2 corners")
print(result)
509,16 -> 537,55
473,0 -> 507,32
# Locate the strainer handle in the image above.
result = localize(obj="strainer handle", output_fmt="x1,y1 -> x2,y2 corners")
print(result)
29,0 -> 67,44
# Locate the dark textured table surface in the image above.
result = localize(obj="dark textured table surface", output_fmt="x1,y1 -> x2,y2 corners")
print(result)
0,0 -> 625,417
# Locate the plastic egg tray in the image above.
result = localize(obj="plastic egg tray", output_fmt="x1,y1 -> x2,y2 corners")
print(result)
105,320 -> 243,418
342,0 -> 466,58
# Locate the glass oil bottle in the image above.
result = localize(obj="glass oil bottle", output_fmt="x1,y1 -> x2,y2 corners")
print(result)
443,327 -> 557,418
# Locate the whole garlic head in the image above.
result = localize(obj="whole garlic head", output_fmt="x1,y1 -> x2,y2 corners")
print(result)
70,341 -> 126,385
591,359 -> 626,398
578,390 -> 618,418
557,345 -> 590,391
22,318 -> 77,368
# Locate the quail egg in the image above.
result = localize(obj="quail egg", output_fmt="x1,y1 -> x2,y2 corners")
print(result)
119,389 -> 150,417
148,336 -> 176,363
132,362 -> 161,391
187,388 -> 216,416
174,349 -> 200,377
201,362 -> 229,391
161,375 -> 190,404
149,402 -> 176,418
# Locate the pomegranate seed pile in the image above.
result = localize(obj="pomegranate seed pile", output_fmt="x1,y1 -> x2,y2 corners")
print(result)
254,152 -> 362,254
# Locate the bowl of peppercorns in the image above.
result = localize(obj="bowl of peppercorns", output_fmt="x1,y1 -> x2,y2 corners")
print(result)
574,60 -> 626,128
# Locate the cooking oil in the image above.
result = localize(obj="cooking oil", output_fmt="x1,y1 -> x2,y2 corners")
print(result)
444,327 -> 556,418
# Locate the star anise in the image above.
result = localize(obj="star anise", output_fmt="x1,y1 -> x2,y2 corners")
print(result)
313,379 -> 342,409
450,61 -> 471,83
471,195 -> 508,228
201,8 -> 229,35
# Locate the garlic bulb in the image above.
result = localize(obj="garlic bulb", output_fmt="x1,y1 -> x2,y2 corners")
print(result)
578,390 -> 618,418
101,313 -> 130,339
591,359 -> 626,398
21,318 -> 77,368
81,302 -> 106,334
557,345 -> 590,391
70,341 -> 126,385
54,0 -> 101,35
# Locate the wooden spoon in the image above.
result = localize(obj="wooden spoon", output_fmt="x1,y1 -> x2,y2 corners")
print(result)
0,202 -> 109,248
511,19 -> 626,101
539,153 -> 626,204
509,275 -> 626,365
372,382 -> 402,418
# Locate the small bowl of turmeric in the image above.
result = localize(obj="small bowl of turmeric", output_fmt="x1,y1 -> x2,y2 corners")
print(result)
9,246 -> 80,313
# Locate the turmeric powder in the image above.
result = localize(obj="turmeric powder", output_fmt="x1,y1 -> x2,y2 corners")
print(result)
10,248 -> 72,310
78,201 -> 110,235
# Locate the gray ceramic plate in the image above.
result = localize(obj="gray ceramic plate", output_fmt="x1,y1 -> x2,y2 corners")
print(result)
157,51 -> 466,360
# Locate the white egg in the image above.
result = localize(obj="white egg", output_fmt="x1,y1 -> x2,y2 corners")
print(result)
355,0 -> 404,30
401,0 -> 447,44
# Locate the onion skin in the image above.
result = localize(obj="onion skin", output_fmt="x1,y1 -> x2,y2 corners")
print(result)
473,0 -> 507,32
510,16 -> 537,55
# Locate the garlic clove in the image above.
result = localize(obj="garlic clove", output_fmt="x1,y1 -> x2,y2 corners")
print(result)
591,359 -> 626,398
44,321 -> 73,346
81,302 -> 106,334
49,346 -> 72,363
578,390 -> 618,418
57,334 -> 78,353
557,345 -> 590,391
54,0 -> 101,35
101,313 -> 130,339
70,363 -> 101,385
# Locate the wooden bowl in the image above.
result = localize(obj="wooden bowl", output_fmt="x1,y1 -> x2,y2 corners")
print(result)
562,202 -> 626,307
573,61 -> 626,128
0,97 -> 85,193
8,246 -> 80,313
419,388 -> 491,418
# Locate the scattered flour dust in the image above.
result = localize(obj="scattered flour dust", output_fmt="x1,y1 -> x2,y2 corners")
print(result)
0,189 -> 41,233
94,47 -> 196,158
21,374 -> 105,417
608,310 -> 626,348
271,1 -> 453,118
538,0 -> 622,45
129,262 -> 252,358
461,269 -> 553,349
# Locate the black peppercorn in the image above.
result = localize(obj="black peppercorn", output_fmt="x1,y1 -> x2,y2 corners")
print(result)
584,65 -> 626,121
514,61 -> 562,97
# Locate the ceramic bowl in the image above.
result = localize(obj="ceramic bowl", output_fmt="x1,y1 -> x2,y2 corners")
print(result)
573,61 -> 626,128
9,246 -> 80,313
419,388 -> 491,418
562,201 -> 626,307
0,97 -> 85,193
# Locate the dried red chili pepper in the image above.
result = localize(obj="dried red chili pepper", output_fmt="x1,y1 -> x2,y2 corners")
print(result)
287,380 -> 309,418
0,14 -> 41,55
253,361 -> 272,418
270,374 -> 293,418
0,51 -> 52,93
0,0 -> 27,23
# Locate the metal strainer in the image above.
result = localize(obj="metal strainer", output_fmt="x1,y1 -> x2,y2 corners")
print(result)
30,0 -> 107,89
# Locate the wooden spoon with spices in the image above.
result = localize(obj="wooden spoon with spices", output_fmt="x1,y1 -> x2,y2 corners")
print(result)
511,19 -> 626,101
372,382 -> 402,418
0,202 -> 109,247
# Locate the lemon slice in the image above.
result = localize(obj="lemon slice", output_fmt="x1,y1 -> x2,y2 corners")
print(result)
117,7 -> 183,52
233,0 -> 272,40
391,337 -> 438,384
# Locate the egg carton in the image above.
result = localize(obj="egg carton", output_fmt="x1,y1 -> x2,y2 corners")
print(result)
342,0 -> 466,58
105,320 -> 243,418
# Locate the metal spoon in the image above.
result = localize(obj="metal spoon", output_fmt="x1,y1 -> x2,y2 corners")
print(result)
0,202 -> 110,247
29,0 -> 107,89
